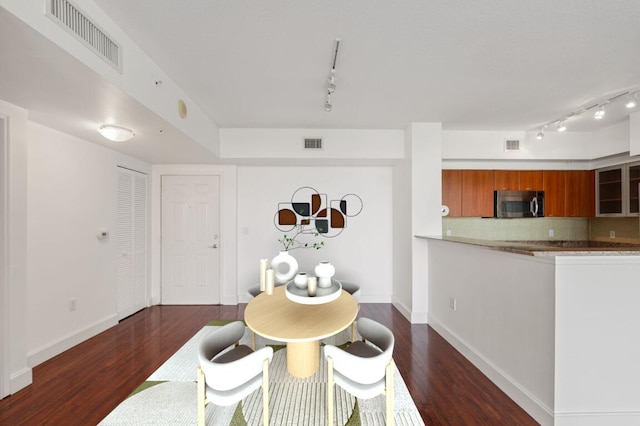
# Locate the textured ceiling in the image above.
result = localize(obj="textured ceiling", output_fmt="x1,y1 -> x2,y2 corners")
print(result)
2,0 -> 640,167
90,0 -> 640,131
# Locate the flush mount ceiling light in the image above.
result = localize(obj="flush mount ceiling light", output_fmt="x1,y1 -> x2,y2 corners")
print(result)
97,124 -> 135,142
324,38 -> 341,113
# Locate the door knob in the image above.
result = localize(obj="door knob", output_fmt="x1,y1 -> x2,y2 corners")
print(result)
209,243 -> 218,249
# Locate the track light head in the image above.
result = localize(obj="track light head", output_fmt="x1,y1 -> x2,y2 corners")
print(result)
625,93 -> 637,109
594,106 -> 605,120
557,122 -> 567,132
536,129 -> 544,140
327,74 -> 336,94
325,93 -> 332,112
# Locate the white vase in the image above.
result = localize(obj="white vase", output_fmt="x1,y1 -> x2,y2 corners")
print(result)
315,261 -> 335,288
307,276 -> 317,297
293,272 -> 308,289
271,251 -> 298,284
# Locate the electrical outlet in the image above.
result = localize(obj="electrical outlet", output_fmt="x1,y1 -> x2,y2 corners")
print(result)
610,230 -> 615,238
69,298 -> 77,311
548,229 -> 554,237
449,297 -> 457,311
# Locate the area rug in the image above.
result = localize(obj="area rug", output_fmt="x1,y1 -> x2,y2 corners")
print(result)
99,320 -> 425,426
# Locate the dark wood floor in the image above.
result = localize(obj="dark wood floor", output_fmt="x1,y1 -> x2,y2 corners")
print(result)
0,304 -> 537,425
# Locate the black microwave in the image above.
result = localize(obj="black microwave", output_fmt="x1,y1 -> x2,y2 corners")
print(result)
494,190 -> 544,218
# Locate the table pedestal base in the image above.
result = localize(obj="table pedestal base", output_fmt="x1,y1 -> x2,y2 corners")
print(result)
286,340 -> 319,378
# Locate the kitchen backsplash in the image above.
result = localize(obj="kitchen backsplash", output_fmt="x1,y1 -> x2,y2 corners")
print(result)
442,217 -> 639,243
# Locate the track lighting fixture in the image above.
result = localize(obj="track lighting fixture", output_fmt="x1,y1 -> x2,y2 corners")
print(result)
323,38 -> 341,112
557,122 -> 567,132
327,72 -> 336,94
325,93 -> 332,112
625,93 -> 637,109
533,86 -> 639,134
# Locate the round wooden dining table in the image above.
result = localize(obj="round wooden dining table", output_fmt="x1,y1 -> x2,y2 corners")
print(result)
244,285 -> 358,378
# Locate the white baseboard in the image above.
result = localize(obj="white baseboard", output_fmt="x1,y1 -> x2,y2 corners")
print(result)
220,296 -> 238,305
27,314 -> 118,367
428,314 -> 554,426
10,367 -> 32,394
392,300 -> 411,322
554,411 -> 640,426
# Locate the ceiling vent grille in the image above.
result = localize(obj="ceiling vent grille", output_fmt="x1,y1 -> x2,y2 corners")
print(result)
504,139 -> 520,152
304,138 -> 323,150
46,0 -> 122,72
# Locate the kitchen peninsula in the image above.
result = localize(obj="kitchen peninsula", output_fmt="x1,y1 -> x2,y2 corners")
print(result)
421,236 -> 640,426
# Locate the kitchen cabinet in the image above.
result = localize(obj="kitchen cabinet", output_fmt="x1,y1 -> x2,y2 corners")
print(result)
444,169 -> 595,218
627,162 -> 640,215
493,170 -> 543,191
565,170 -> 595,217
597,166 -> 623,216
493,170 -> 519,190
519,171 -> 543,191
442,169 -> 462,217
461,170 -> 494,217
543,171 -> 566,217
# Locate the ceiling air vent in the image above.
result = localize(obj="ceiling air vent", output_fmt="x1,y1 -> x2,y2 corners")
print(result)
504,139 -> 520,152
46,0 -> 122,72
304,138 -> 323,150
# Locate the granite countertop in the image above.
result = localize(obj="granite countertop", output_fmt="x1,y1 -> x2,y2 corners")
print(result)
420,235 -> 640,256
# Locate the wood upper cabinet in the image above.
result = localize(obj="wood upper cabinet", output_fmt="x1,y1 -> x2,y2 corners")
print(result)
442,169 -> 462,217
494,170 -> 543,191
543,171 -> 566,217
493,170 -> 519,190
443,169 -> 594,218
565,170 -> 595,217
519,171 -> 543,191
461,170 -> 494,217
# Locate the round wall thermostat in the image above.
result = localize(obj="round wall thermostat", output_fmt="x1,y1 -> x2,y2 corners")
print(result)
441,205 -> 450,216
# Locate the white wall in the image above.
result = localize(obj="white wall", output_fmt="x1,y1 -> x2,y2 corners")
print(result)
26,121 -> 151,366
0,0 -> 220,155
220,128 -> 404,160
236,166 -> 393,303
391,136 -> 412,317
427,238 -> 556,425
555,256 -> 640,426
631,112 -> 640,156
408,123 -> 443,323
0,99 -> 30,394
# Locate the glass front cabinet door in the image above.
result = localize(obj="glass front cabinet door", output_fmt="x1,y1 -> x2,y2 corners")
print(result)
597,166 -> 623,216
628,162 -> 640,215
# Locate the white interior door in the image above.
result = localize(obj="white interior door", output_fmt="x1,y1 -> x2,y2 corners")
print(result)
161,175 -> 220,304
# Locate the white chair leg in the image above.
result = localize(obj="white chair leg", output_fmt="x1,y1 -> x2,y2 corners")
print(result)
385,360 -> 394,426
197,367 -> 206,426
262,358 -> 269,426
327,356 -> 335,426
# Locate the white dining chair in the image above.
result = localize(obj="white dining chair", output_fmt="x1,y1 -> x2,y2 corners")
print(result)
324,317 -> 395,425
197,321 -> 273,426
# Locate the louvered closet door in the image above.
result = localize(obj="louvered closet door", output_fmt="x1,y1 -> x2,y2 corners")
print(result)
116,167 -> 147,320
